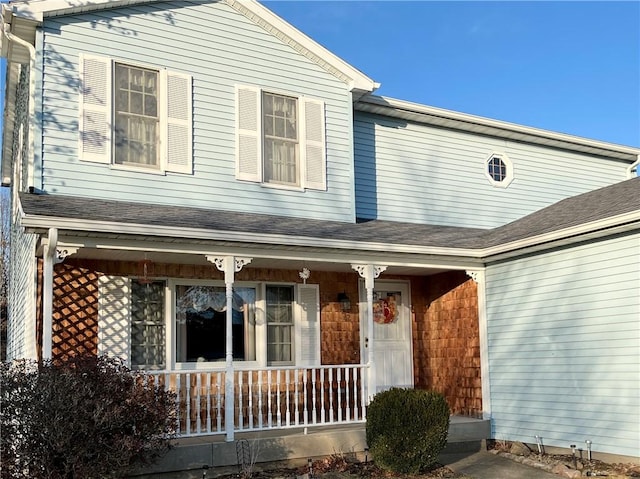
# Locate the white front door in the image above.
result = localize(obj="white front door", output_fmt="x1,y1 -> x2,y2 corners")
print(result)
360,281 -> 413,393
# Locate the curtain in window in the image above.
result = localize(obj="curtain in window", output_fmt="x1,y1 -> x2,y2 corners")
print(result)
263,93 -> 298,185
175,286 -> 256,362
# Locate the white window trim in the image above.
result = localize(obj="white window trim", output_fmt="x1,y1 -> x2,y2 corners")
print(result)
78,53 -> 193,175
165,279 -> 319,371
235,84 -> 327,192
484,151 -> 514,188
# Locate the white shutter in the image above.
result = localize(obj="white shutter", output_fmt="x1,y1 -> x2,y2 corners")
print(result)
235,85 -> 262,182
295,284 -> 320,366
163,70 -> 193,174
301,98 -> 326,191
98,275 -> 131,366
78,54 -> 112,163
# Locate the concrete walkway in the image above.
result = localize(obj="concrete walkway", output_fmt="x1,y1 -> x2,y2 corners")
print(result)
441,451 -> 559,479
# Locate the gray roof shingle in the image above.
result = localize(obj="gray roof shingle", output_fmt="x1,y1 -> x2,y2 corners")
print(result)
19,177 -> 639,252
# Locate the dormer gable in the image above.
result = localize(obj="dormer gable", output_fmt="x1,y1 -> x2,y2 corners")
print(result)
2,0 -> 378,96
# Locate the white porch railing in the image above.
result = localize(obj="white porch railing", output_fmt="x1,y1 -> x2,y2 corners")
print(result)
147,364 -> 368,437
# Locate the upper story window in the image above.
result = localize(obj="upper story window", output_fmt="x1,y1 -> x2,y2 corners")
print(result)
485,152 -> 514,187
78,54 -> 193,174
114,64 -> 159,169
236,85 -> 326,191
263,93 -> 299,186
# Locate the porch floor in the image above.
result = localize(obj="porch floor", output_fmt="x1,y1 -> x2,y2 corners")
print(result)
133,416 -> 491,477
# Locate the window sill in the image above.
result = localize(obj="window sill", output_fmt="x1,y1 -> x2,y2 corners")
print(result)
110,163 -> 166,176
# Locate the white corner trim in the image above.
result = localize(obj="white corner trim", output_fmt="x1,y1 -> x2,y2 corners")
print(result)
471,269 -> 491,420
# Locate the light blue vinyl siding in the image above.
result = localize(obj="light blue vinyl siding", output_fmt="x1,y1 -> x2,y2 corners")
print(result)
7,224 -> 37,360
354,112 -> 629,228
485,233 -> 640,457
38,1 -> 355,222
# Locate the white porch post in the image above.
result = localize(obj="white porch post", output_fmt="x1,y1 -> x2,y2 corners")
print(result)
42,229 -> 77,360
207,255 -> 252,442
352,264 -> 387,402
466,269 -> 491,420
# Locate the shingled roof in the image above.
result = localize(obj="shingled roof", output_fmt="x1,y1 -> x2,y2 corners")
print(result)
19,177 -> 640,255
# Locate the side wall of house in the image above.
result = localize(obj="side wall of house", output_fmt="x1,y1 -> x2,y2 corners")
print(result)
38,0 -> 356,222
7,225 -> 37,360
354,111 -> 629,228
6,64 -> 38,361
485,232 -> 640,457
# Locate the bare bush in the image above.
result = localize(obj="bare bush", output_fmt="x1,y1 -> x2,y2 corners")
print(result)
0,355 -> 177,479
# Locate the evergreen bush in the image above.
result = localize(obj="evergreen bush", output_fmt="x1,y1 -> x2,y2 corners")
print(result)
0,355 -> 177,479
366,387 -> 450,473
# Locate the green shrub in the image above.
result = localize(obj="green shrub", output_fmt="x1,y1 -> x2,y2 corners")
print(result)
366,388 -> 450,473
0,355 -> 177,479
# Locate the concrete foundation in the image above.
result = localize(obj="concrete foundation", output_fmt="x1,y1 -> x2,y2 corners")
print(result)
131,416 -> 492,477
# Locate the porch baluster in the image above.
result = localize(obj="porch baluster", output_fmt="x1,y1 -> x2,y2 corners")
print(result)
206,373 -> 212,434
328,368 -> 334,423
303,369 -> 309,425
293,369 -> 300,425
285,369 -> 291,427
238,371 -> 244,430
258,372 -> 263,429
320,368 -> 326,423
216,373 -> 222,433
195,373 -> 202,434
311,368 -> 317,424
185,373 -> 191,436
267,369 -> 273,427
248,371 -> 254,429
276,373 -> 282,427
337,367 -> 342,422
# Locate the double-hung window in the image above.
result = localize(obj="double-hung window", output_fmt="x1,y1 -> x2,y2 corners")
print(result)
98,277 -> 319,369
236,86 -> 326,190
79,54 -> 193,174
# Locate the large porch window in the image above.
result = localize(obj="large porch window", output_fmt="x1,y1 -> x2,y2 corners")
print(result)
175,285 -> 256,363
98,277 -> 319,370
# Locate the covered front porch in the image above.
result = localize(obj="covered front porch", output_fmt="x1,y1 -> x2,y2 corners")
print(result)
24,199 -> 491,442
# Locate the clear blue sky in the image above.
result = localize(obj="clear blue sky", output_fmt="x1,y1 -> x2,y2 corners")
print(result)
265,1 -> 640,148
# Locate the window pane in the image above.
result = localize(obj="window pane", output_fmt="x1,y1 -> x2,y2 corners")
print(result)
131,280 -> 165,370
114,63 -> 159,168
266,285 -> 294,364
175,285 -> 256,363
263,92 -> 299,186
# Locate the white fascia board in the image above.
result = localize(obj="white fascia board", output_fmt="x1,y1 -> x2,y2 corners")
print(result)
482,210 -> 640,261
20,209 -> 640,263
227,0 -> 377,93
358,95 -> 640,160
20,214 -> 481,257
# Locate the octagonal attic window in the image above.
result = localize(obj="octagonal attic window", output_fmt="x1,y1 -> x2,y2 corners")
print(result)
485,152 -> 513,187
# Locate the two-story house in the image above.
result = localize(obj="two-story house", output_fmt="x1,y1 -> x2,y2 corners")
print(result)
1,0 -> 638,463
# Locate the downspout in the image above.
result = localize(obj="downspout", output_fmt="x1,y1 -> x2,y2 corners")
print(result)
3,21 -> 36,191
627,154 -> 639,179
42,227 -> 57,360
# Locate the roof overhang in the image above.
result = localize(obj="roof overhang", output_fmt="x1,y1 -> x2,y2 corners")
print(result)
18,194 -> 640,270
4,0 -> 378,95
356,95 -> 640,162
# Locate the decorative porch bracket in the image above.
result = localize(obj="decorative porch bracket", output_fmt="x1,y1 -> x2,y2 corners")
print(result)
206,255 -> 253,442
465,269 -> 491,420
351,264 -> 387,402
42,228 -> 79,360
